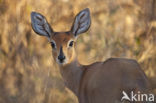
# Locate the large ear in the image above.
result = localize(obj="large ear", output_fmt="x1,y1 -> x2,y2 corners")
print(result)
71,8 -> 91,37
31,12 -> 53,38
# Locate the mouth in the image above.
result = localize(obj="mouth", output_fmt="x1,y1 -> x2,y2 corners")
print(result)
56,59 -> 67,65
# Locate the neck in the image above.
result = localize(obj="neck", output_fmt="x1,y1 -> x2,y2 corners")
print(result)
58,58 -> 84,96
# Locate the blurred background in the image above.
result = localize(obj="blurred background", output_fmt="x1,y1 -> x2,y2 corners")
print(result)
0,0 -> 156,103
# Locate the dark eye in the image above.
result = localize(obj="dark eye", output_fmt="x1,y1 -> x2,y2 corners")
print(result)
69,41 -> 74,47
50,42 -> 56,48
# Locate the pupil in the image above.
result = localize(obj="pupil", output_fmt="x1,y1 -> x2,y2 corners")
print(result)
69,41 -> 74,47
51,42 -> 55,48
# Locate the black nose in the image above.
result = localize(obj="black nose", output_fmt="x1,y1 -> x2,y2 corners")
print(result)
58,46 -> 66,63
58,55 -> 66,62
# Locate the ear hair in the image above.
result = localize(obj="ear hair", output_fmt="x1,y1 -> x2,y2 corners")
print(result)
71,8 -> 91,37
31,12 -> 53,38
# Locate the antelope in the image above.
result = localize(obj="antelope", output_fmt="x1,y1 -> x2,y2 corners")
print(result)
31,8 -> 152,103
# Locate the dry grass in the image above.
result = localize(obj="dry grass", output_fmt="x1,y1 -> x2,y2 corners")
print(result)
0,0 -> 156,103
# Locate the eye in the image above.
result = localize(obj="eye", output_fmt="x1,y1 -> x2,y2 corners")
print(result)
50,42 -> 56,49
69,41 -> 74,47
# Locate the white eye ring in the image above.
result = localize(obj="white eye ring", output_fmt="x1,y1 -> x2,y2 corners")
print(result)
67,39 -> 74,48
50,40 -> 57,49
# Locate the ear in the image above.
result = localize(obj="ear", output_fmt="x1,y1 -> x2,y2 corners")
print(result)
31,12 -> 53,38
71,8 -> 91,37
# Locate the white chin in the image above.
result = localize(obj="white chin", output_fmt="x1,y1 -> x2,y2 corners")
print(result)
56,59 -> 67,65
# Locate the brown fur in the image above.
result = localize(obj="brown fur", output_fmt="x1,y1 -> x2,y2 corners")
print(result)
31,11 -> 152,103
50,32 -> 76,63
78,58 -> 151,103
49,32 -> 151,103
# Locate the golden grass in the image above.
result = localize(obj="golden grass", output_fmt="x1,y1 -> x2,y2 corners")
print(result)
0,0 -> 156,103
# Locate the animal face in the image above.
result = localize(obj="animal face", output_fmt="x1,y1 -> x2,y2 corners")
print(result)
31,8 -> 91,65
49,32 -> 76,65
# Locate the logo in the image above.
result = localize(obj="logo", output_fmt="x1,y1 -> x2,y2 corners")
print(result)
121,91 -> 155,102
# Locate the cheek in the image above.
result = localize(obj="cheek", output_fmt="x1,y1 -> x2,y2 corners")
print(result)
52,50 -> 57,59
67,48 -> 74,59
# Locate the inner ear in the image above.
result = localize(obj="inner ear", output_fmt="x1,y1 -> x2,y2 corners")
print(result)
71,8 -> 91,37
31,12 -> 53,38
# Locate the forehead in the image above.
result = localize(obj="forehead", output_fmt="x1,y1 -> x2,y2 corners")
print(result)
51,32 -> 74,43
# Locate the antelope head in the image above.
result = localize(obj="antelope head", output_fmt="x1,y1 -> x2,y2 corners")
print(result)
31,8 -> 91,66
